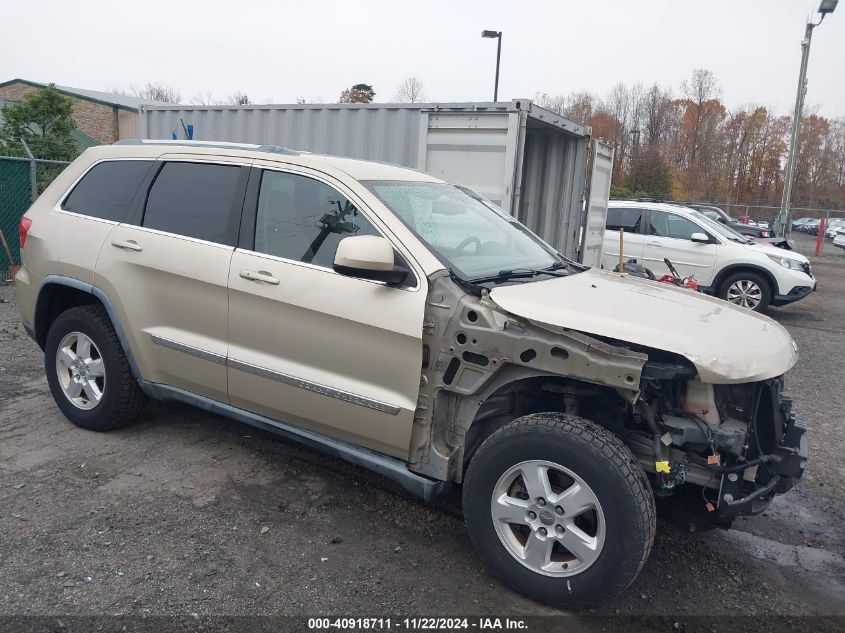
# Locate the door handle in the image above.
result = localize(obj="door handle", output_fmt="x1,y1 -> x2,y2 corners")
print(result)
239,269 -> 280,285
646,241 -> 662,246
111,239 -> 143,252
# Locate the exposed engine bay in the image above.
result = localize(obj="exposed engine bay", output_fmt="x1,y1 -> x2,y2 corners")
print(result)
411,271 -> 808,528
621,364 -> 808,526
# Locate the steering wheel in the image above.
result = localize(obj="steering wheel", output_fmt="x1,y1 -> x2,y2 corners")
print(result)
455,236 -> 482,253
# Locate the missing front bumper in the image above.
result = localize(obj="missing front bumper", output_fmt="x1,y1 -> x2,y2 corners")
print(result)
716,412 -> 808,519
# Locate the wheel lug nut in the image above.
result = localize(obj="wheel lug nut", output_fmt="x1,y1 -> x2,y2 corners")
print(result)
527,511 -> 536,520
555,525 -> 564,535
555,505 -> 564,516
538,527 -> 547,536
537,498 -> 546,507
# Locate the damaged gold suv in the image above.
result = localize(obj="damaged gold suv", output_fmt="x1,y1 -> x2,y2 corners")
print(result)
16,141 -> 808,607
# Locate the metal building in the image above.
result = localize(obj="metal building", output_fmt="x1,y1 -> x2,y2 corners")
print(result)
140,100 -> 612,262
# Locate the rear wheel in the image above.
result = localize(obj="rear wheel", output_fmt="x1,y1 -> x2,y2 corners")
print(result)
45,304 -> 145,431
462,413 -> 655,607
719,271 -> 772,311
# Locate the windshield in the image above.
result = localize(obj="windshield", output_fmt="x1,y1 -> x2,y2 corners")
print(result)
691,210 -> 749,243
364,181 -> 566,280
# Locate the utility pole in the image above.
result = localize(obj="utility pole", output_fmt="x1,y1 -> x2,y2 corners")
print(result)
773,1 -> 838,237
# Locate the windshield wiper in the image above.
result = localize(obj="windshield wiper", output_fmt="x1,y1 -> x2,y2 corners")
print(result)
470,265 -> 569,285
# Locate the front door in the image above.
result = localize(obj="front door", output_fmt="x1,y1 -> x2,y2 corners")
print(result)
641,210 -> 718,284
226,166 -> 426,459
94,158 -> 250,402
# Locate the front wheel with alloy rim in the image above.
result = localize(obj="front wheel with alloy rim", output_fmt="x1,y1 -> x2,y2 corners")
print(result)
463,413 -> 655,607
718,271 -> 772,311
45,304 -> 146,431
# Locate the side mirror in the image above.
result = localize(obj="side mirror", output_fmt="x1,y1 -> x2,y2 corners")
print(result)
333,235 -> 409,285
690,232 -> 710,243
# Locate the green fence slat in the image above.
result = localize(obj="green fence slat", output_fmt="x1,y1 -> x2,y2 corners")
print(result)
0,158 -> 32,275
0,157 -> 70,279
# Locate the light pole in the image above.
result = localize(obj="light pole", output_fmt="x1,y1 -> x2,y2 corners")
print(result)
481,30 -> 502,101
773,0 -> 838,237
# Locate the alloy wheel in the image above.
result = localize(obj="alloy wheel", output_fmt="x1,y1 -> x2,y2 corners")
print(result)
55,331 -> 106,410
490,460 -> 605,577
726,279 -> 763,309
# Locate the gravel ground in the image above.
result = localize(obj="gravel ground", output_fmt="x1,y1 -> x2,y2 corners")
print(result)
1,234 -> 844,626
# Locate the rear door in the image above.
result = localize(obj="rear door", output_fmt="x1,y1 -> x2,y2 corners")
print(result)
50,159 -> 156,284
601,206 -> 646,270
94,157 -> 250,402
641,210 -> 718,284
226,165 -> 427,459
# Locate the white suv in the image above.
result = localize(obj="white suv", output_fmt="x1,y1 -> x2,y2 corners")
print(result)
602,201 -> 816,311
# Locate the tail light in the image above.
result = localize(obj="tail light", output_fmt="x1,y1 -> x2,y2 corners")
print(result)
19,217 -> 32,250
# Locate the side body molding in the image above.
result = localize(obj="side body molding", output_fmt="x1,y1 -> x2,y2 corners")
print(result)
38,275 -> 142,379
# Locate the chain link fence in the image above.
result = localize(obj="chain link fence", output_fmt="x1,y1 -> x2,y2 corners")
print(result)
0,151 -> 70,281
719,203 -> 845,226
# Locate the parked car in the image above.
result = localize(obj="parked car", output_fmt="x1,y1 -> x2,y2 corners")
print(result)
792,218 -> 812,230
687,204 -> 773,239
801,218 -> 821,233
824,219 -> 845,238
829,225 -> 845,244
603,202 -> 815,311
834,232 -> 845,250
16,141 -> 808,608
748,236 -> 793,250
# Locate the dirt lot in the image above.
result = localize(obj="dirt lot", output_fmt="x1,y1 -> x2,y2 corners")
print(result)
1,234 -> 844,627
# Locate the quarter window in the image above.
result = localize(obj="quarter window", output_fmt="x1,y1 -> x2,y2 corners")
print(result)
606,207 -> 643,233
62,160 -> 154,222
253,170 -> 379,268
649,211 -> 703,240
143,162 -> 242,245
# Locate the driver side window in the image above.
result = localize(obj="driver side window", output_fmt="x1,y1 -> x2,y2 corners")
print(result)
649,211 -> 702,240
254,170 -> 379,268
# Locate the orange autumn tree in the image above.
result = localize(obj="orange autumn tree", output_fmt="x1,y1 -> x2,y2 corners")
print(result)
535,69 -> 844,209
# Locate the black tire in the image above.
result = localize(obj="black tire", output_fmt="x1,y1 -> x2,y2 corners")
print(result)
45,304 -> 145,431
462,413 -> 655,608
718,271 -> 772,312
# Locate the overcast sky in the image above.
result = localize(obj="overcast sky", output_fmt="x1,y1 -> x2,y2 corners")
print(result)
2,0 -> 842,116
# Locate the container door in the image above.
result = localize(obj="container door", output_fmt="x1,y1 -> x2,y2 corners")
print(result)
417,111 -> 521,214
581,140 -> 614,267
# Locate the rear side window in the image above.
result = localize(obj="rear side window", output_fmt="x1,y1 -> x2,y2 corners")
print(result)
606,207 -> 643,233
649,211 -> 703,240
143,162 -> 242,245
62,160 -> 154,222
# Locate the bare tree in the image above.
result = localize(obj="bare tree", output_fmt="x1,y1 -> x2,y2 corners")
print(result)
394,77 -> 427,103
642,83 -> 674,150
533,92 -> 565,114
191,92 -> 217,106
680,68 -> 721,165
294,95 -> 324,105
227,91 -> 251,106
131,82 -> 181,103
534,91 -> 597,124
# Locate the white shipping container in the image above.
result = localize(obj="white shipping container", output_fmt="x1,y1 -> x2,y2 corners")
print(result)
140,100 -> 612,261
